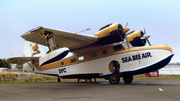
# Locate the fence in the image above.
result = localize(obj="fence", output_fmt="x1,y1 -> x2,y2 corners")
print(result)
159,67 -> 180,75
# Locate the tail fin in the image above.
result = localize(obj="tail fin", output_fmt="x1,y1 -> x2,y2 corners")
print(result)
23,41 -> 45,57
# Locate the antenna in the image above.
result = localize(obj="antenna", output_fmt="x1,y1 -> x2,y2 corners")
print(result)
11,52 -> 13,57
76,28 -> 91,33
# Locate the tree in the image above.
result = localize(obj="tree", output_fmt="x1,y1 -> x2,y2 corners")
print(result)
0,59 -> 11,69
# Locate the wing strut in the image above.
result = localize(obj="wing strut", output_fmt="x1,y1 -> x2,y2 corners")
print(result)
25,60 -> 34,70
39,29 -> 57,52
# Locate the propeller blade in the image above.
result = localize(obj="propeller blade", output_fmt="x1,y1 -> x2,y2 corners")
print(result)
141,35 -> 150,40
140,35 -> 151,46
125,22 -> 128,28
125,34 -> 130,50
126,30 -> 135,35
146,38 -> 151,46
144,27 -> 146,35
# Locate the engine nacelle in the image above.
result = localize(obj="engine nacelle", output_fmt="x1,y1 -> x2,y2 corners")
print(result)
93,23 -> 128,45
39,47 -> 69,66
127,30 -> 146,46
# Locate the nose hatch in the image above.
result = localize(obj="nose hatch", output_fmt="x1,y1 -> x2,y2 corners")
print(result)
122,28 -> 130,33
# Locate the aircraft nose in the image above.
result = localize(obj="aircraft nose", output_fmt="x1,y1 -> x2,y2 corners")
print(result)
122,28 -> 130,33
165,45 -> 173,52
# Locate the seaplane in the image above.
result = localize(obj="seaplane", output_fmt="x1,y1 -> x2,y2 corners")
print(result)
7,23 -> 174,84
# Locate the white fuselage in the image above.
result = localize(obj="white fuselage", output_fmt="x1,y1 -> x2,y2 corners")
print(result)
32,44 -> 173,78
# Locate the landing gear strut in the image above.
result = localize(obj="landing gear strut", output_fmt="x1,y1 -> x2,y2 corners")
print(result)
58,76 -> 61,82
123,75 -> 133,84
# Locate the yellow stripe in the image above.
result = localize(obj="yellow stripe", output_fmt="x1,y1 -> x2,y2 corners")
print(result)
37,45 -> 172,70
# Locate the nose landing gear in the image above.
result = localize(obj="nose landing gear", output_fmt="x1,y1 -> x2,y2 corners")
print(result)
109,61 -> 120,84
109,74 -> 120,84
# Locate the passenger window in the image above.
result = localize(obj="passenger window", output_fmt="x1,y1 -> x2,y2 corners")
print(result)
71,58 -> 76,63
102,50 -> 107,55
78,56 -> 84,61
113,44 -> 125,51
90,53 -> 97,58
61,62 -> 64,65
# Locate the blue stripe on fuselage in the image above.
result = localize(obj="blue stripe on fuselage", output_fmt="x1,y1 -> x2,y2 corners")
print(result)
120,54 -> 174,77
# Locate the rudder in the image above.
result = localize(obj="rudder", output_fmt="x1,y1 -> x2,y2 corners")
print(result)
23,41 -> 45,57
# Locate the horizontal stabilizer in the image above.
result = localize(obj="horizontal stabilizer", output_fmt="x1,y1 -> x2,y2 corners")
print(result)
7,57 -> 40,64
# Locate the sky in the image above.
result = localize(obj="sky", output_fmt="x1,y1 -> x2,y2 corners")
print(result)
0,0 -> 179,63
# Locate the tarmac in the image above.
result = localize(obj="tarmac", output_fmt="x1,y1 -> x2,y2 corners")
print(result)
0,80 -> 180,101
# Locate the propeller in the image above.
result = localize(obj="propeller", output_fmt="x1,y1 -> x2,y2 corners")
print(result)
123,22 -> 131,50
142,27 -> 151,46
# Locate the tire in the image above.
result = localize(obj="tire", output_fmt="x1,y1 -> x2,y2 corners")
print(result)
109,74 -> 120,84
0,76 -> 4,81
58,77 -> 61,82
123,75 -> 133,84
14,75 -> 17,80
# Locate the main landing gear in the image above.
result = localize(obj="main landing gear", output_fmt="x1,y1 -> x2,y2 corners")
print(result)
123,75 -> 133,84
108,74 -> 133,84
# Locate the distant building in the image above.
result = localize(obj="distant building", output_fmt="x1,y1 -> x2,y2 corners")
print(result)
11,64 -> 23,71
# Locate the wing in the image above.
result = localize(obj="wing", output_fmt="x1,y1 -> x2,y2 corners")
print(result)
21,26 -> 98,51
7,57 -> 40,64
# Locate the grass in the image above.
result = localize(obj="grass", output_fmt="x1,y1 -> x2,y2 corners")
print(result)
0,74 -> 180,84
133,74 -> 180,80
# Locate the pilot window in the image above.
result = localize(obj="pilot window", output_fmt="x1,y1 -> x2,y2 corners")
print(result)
71,58 -> 76,63
90,53 -> 97,58
113,44 -> 125,51
102,50 -> 107,55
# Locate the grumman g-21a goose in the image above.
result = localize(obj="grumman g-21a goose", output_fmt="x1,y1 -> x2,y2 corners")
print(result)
8,23 -> 174,84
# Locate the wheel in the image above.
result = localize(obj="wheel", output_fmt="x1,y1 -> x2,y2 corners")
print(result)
58,77 -> 61,82
13,75 -> 17,80
109,74 -> 120,84
123,75 -> 133,84
0,76 -> 4,81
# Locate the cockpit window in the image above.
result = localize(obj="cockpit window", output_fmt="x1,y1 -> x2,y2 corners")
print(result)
122,41 -> 132,48
113,44 -> 125,51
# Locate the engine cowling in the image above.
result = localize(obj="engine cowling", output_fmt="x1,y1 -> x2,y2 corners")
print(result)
93,23 -> 129,45
127,30 -> 146,46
